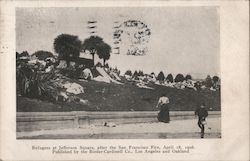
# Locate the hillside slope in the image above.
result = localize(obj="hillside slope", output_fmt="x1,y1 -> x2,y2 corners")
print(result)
17,80 -> 220,112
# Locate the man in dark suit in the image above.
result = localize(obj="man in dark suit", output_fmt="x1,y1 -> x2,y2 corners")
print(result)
195,103 -> 208,138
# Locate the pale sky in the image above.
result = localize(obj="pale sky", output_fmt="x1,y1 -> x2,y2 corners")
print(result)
16,7 -> 220,78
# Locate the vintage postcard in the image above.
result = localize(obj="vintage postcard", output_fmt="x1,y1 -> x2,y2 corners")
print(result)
0,0 -> 249,161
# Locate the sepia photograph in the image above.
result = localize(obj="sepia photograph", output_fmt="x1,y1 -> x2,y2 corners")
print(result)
15,7 -> 221,139
0,0 -> 249,160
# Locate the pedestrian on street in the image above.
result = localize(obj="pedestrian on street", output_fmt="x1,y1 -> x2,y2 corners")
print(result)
156,94 -> 170,123
195,103 -> 208,138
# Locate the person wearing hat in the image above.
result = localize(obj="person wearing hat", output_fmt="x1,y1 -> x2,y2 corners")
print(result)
195,103 -> 208,138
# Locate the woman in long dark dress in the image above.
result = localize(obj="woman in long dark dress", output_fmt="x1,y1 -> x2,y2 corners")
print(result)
156,94 -> 170,123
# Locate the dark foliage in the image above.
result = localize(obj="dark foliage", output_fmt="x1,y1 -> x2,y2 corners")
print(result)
138,70 -> 144,76
205,75 -> 213,88
133,70 -> 139,80
125,70 -> 132,76
212,76 -> 219,83
16,64 -> 61,100
157,71 -> 165,81
96,62 -> 103,67
166,74 -> 174,83
97,42 -> 111,65
185,74 -> 192,80
19,51 -> 29,57
16,51 -> 30,66
16,52 -> 20,57
54,34 -> 82,66
16,51 -> 29,60
104,63 -> 109,68
82,36 -> 104,62
174,74 -> 185,82
32,50 -> 54,61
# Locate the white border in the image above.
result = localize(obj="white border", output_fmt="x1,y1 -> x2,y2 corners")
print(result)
0,1 -> 249,160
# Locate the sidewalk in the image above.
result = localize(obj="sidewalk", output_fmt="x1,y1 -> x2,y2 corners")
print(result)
17,117 -> 221,139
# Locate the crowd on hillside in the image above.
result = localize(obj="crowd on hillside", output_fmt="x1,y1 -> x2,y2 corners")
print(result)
16,51 -> 57,73
16,51 -> 87,103
16,50 -> 220,105
123,70 -> 220,91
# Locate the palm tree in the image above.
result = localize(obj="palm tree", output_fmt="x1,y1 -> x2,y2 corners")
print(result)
54,34 -> 82,67
82,36 -> 104,63
97,42 -> 111,66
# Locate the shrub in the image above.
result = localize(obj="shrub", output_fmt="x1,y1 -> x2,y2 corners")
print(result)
32,50 -> 54,61
174,74 -> 185,82
125,70 -> 132,76
205,75 -> 213,88
213,76 -> 219,83
17,64 -> 61,100
138,70 -> 144,77
133,70 -> 139,80
166,74 -> 174,83
185,74 -> 192,80
157,71 -> 165,81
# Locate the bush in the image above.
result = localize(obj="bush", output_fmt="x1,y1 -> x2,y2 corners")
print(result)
32,50 -> 54,61
16,64 -> 61,100
213,76 -> 219,83
125,70 -> 132,76
174,74 -> 185,82
166,74 -> 174,83
138,70 -> 144,77
205,75 -> 213,88
132,70 -> 139,80
54,34 -> 82,67
157,71 -> 165,81
185,74 -> 192,80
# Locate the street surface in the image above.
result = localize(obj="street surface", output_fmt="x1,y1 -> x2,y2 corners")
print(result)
17,117 -> 221,139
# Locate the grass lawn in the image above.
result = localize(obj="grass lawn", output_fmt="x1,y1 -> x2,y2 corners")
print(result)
17,80 -> 220,112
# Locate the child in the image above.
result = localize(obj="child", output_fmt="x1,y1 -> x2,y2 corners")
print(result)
195,103 -> 208,138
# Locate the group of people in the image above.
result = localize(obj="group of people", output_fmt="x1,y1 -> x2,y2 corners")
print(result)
156,94 -> 208,138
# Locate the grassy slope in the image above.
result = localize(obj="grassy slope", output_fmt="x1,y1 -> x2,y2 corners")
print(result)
17,80 -> 220,112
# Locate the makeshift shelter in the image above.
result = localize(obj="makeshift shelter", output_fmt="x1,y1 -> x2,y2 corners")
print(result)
81,68 -> 93,80
31,51 -> 54,61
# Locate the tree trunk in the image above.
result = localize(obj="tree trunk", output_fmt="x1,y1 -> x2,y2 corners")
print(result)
66,60 -> 70,67
103,59 -> 106,67
92,53 -> 95,65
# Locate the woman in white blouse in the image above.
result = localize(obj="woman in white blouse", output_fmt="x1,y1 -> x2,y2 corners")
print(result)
156,93 -> 170,123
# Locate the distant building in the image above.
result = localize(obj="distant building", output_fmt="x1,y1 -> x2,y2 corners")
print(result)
75,57 -> 94,68
75,52 -> 94,68
57,52 -> 94,68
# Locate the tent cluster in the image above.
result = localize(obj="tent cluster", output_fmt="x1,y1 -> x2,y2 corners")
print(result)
124,71 -> 220,91
16,50 -> 126,105
16,51 -> 88,104
16,46 -> 220,110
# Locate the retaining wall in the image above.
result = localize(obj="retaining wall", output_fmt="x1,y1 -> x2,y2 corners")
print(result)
17,111 -> 221,132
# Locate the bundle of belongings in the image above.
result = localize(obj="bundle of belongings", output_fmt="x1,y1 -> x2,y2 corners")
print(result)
55,81 -> 88,105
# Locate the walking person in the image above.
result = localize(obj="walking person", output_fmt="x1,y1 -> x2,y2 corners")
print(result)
156,94 -> 170,123
195,103 -> 208,138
